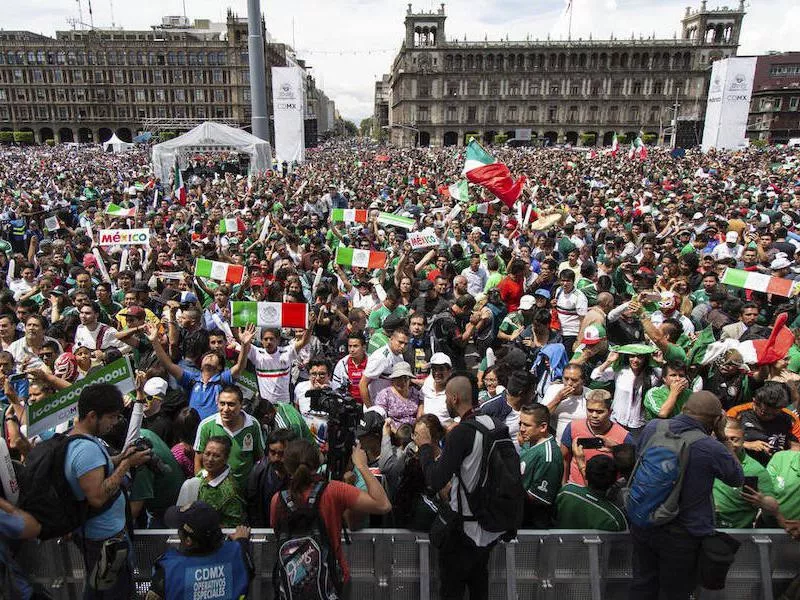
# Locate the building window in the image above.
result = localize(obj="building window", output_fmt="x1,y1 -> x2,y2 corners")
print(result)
446,106 -> 457,122
32,69 -> 43,83
769,64 -> 800,77
486,105 -> 497,122
567,105 -> 578,122
488,82 -> 499,96
589,105 -> 599,122
153,70 -> 164,84
36,89 -> 46,101
135,89 -> 146,102
132,71 -> 143,83
612,82 -> 623,96
509,83 -> 519,96
650,106 -> 660,123
527,106 -> 538,122
56,89 -> 67,102
774,98 -> 782,111
468,82 -> 479,96
195,89 -> 205,102
609,106 -> 619,121
15,89 -> 26,102
193,70 -> 204,84
156,106 -> 167,118
632,81 -> 643,94
37,106 -> 49,119
154,89 -> 166,102
507,106 -> 518,122
58,106 -> 69,120
213,69 -> 223,84
175,89 -> 185,102
53,69 -> 64,83
529,81 -> 539,95
94,71 -> 104,83
242,88 -> 251,102
13,70 -> 23,83
418,84 -> 430,98
73,70 -> 83,83
548,106 -> 557,121
0,107 -> 9,120
790,97 -> 799,111
467,106 -> 477,121
175,106 -> 186,118
550,85 -> 559,95
446,81 -> 457,97
629,106 -> 640,121
115,89 -> 126,101
113,70 -> 123,83
0,90 -> 6,102
196,107 -> 206,118
418,106 -> 429,122
214,89 -> 225,103
653,82 -> 663,95
570,85 -> 579,95
173,70 -> 184,83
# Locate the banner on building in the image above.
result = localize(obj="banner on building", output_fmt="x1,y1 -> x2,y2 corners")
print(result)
515,129 -> 532,141
98,228 -> 151,246
701,57 -> 757,152
272,66 -> 306,164
25,357 -> 135,438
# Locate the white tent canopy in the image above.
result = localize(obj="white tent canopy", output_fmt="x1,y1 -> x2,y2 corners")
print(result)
151,121 -> 272,182
102,133 -> 134,153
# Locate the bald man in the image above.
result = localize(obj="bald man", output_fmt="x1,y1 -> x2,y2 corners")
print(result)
628,391 -> 744,600
415,374 -> 511,600
575,291 -> 613,351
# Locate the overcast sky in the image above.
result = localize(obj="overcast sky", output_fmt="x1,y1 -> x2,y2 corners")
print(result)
5,0 -> 796,123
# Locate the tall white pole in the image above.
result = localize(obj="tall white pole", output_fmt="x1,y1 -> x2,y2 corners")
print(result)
247,0 -> 270,141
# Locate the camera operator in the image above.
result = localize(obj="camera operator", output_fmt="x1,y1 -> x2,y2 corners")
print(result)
295,357 -> 333,446
146,502 -> 253,600
269,439 -> 391,589
65,383 -> 153,599
128,428 -> 185,528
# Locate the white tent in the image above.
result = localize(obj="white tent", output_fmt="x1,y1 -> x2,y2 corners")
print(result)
151,121 -> 272,182
102,133 -> 134,153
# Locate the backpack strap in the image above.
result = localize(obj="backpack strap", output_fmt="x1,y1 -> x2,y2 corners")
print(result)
95,324 -> 109,350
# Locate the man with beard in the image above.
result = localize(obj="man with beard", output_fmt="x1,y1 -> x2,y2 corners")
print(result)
245,428 -> 293,526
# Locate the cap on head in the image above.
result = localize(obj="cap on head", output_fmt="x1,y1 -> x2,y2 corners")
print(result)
429,352 -> 452,367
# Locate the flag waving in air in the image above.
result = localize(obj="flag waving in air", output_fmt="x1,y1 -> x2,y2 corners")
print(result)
335,247 -> 386,269
173,162 -> 186,206
194,258 -> 245,284
628,131 -> 648,160
461,140 -> 526,208
105,203 -> 136,218
231,301 -> 308,329
218,218 -> 246,233
609,131 -> 619,156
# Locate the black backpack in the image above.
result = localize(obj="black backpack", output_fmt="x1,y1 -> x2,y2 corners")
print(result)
19,434 -> 119,540
245,458 -> 288,527
459,418 -> 524,534
273,480 -> 342,600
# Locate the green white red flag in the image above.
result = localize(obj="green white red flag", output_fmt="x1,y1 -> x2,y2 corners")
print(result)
218,218 -> 246,233
331,209 -> 368,224
462,140 -> 526,208
721,268 -> 797,297
448,180 -> 470,202
335,247 -> 386,269
230,301 -> 308,329
194,258 -> 245,284
105,203 -> 135,217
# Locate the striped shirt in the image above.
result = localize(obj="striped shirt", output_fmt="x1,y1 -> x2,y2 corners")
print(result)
247,343 -> 297,404
554,288 -> 588,336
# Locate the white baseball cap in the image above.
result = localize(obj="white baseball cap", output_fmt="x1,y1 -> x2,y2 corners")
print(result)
725,231 -> 739,243
429,352 -> 452,367
519,295 -> 536,310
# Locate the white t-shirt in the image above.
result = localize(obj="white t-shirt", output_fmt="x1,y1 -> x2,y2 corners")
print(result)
248,343 -> 297,404
543,383 -> 587,441
421,375 -> 454,427
363,345 -> 403,401
74,323 -> 128,352
554,288 -> 588,336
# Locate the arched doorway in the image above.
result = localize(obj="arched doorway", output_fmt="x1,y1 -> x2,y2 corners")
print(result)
39,127 -> 54,144
602,131 -> 615,146
443,131 -> 458,147
418,131 -> 431,147
644,131 -> 658,145
565,131 -> 579,146
116,127 -> 133,142
58,128 -> 74,143
625,132 -> 638,145
78,128 -> 93,143
504,130 -> 515,140
98,127 -> 113,143
543,131 -> 558,146
583,131 -> 598,147
484,130 -> 497,144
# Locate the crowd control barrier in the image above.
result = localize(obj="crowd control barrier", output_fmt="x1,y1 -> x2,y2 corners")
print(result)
14,529 -> 799,600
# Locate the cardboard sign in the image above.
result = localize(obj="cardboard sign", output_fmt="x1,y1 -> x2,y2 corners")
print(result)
98,228 -> 150,246
408,228 -> 440,250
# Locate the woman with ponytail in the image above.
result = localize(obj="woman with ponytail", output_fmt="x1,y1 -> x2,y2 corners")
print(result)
269,439 -> 392,585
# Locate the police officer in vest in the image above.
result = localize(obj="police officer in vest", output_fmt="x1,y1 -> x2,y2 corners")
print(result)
146,501 -> 253,600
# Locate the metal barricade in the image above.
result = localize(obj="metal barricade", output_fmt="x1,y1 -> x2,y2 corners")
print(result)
14,529 -> 798,600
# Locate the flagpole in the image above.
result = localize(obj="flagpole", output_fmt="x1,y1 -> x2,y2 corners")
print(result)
567,0 -> 573,41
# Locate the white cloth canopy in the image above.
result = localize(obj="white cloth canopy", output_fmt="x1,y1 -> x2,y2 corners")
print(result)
151,121 -> 272,182
102,133 -> 134,154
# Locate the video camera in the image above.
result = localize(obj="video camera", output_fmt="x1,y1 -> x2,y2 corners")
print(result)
305,386 -> 363,481
130,437 -> 168,475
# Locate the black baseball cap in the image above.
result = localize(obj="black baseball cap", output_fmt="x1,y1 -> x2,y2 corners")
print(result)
354,409 -> 385,438
165,501 -> 221,541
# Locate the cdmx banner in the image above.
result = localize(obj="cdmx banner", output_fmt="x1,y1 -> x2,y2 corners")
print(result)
701,57 -> 757,152
271,66 -> 306,164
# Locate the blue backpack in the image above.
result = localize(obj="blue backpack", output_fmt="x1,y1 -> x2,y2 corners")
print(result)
624,420 -> 706,528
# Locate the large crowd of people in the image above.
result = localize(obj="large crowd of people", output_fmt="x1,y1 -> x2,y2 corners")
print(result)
1,138 -> 800,599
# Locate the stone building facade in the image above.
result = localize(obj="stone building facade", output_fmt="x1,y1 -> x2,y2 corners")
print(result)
0,12 -> 329,146
381,1 -> 746,147
746,52 -> 800,144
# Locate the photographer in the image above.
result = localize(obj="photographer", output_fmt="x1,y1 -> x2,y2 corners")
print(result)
269,439 -> 391,589
128,428 -> 185,528
295,357 -> 334,446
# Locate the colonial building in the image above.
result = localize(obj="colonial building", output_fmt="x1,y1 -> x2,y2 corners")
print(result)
0,12 -> 332,145
746,52 -> 800,144
380,1 -> 746,147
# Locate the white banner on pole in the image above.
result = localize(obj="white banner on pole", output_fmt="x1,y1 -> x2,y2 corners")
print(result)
701,57 -> 757,152
271,67 -> 306,164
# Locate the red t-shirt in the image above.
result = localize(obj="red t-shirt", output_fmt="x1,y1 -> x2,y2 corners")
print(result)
498,276 -> 524,312
346,356 -> 368,403
270,479 -> 361,582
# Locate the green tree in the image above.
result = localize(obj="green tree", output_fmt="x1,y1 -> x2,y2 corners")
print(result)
342,120 -> 358,137
359,117 -> 374,137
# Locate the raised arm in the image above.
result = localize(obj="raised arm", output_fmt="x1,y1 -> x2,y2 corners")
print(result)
145,322 -> 184,380
230,324 -> 255,378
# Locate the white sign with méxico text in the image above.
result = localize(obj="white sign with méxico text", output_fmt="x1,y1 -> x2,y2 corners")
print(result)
272,66 -> 306,164
408,228 -> 439,250
701,56 -> 757,152
98,228 -> 151,246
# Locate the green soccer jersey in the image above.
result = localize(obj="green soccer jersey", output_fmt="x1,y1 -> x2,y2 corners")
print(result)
788,344 -> 800,374
554,483 -> 627,531
767,450 -> 800,520
520,436 -> 563,506
367,305 -> 408,333
498,311 -> 524,336
129,429 -> 185,512
484,272 -> 503,292
577,278 -> 598,306
643,385 -> 692,421
194,412 -> 265,493
367,329 -> 389,354
713,453 -> 774,528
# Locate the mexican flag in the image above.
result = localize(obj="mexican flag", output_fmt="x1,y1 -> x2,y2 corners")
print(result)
335,247 -> 386,269
173,162 -> 186,205
609,132 -> 619,156
105,203 -> 136,218
218,218 -> 246,234
448,180 -> 470,202
194,258 -> 245,284
721,268 -> 797,298
230,301 -> 308,329
331,209 -> 368,224
693,313 -> 794,366
462,140 -> 526,208
377,212 -> 415,230
628,132 -> 648,160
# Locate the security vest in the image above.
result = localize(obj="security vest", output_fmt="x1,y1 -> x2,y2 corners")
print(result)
158,539 -> 250,600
